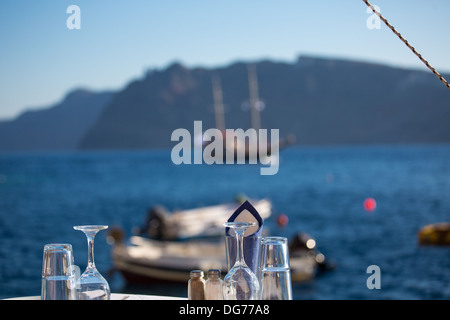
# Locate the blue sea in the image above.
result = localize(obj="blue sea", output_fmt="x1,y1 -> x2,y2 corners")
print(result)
0,145 -> 449,300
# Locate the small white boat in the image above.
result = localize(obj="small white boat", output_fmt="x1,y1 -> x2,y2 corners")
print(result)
109,231 -> 326,284
137,199 -> 271,240
108,199 -> 335,285
111,236 -> 226,284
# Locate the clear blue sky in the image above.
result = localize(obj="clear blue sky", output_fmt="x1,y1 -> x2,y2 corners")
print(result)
0,0 -> 449,119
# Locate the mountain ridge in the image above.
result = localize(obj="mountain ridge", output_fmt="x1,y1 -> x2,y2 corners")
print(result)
0,55 -> 449,151
80,55 -> 450,149
0,88 -> 114,151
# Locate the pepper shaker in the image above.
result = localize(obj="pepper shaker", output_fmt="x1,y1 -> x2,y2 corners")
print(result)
188,270 -> 205,300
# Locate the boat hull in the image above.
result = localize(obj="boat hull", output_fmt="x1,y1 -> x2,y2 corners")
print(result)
111,236 -> 318,285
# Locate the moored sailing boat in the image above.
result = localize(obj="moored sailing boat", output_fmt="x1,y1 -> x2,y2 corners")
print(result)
203,64 -> 295,163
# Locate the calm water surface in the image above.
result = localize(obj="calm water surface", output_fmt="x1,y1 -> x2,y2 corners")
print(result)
0,145 -> 449,299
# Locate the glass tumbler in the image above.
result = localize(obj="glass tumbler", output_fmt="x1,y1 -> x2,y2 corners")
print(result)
41,243 -> 76,300
258,237 -> 292,300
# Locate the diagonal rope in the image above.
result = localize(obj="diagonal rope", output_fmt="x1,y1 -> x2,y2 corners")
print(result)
362,0 -> 450,89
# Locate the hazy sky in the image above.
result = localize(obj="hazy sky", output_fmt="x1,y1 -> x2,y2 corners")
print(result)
0,0 -> 449,119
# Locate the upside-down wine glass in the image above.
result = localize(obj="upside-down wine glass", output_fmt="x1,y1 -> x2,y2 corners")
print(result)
73,225 -> 110,300
222,221 -> 260,300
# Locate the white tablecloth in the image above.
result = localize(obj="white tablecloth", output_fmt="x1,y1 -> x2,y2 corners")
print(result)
4,293 -> 186,300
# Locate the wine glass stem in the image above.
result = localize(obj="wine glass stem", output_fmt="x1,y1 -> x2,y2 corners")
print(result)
235,229 -> 246,267
86,233 -> 96,269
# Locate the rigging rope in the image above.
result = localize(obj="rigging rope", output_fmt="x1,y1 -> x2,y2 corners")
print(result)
362,0 -> 449,89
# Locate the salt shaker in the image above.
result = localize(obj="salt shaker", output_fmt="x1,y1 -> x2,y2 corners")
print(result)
205,269 -> 223,300
188,270 -> 205,300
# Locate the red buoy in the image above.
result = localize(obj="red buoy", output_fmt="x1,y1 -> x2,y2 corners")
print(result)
363,198 -> 377,212
276,214 -> 289,227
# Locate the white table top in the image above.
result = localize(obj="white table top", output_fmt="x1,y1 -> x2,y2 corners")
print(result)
4,293 -> 186,300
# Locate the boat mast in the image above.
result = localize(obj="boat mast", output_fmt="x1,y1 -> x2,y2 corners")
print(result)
247,64 -> 261,131
212,75 -> 226,131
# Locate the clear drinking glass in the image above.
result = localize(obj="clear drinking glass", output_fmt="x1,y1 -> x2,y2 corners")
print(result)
222,222 -> 260,300
41,243 -> 76,300
225,234 -> 261,274
73,225 -> 110,300
258,237 -> 292,300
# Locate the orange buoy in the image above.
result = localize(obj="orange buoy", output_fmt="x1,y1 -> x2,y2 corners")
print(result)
418,222 -> 450,245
